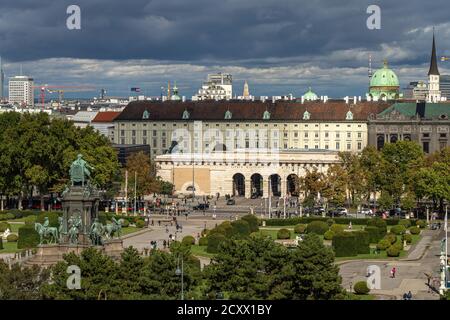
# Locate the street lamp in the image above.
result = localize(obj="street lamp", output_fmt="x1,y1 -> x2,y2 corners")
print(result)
175,255 -> 184,300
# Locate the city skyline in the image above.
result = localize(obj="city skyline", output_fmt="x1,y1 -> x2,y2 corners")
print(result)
0,0 -> 450,98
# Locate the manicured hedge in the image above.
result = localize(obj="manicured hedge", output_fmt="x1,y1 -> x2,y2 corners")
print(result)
135,220 -> 145,228
364,226 -> 385,243
206,233 -> 226,253
0,213 -> 14,221
399,219 -> 411,228
210,221 -> 233,237
199,237 -> 208,246
354,281 -> 370,295
24,215 -> 37,225
409,226 -> 420,235
384,233 -> 397,245
354,231 -> 370,254
306,221 -> 329,235
265,217 -> 370,226
416,220 -> 426,228
6,234 -> 18,242
241,215 -> 259,233
294,224 -> 307,234
277,228 -> 291,240
402,233 -> 413,244
390,225 -> 406,235
17,226 -> 40,249
376,239 -> 391,251
324,230 -> 335,240
182,235 -> 196,246
121,219 -> 130,227
332,232 -> 358,257
0,222 -> 11,232
387,245 -> 401,257
330,224 -> 345,234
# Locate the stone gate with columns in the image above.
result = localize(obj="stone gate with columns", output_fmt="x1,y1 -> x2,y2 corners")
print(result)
155,149 -> 340,198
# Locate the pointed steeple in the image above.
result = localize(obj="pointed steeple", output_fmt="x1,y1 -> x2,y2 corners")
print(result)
428,30 -> 440,76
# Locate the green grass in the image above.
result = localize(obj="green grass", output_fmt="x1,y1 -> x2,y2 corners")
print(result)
347,293 -> 376,300
0,241 -> 21,253
121,226 -> 144,236
6,223 -> 23,233
190,245 -> 215,258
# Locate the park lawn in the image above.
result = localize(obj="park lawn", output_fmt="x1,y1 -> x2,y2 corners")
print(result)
121,226 -> 144,236
0,241 -> 21,253
348,293 -> 376,300
190,245 -> 216,258
6,222 -> 23,233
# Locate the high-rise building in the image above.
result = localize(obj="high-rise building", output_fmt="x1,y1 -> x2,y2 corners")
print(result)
193,73 -> 232,100
439,75 -> 450,100
9,75 -> 34,107
0,57 -> 4,100
427,32 -> 442,103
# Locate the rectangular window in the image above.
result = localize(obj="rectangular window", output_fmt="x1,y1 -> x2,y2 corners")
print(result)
325,132 -> 329,138
304,132 -> 308,138
305,145 -> 309,149
121,138 -> 125,144
143,130 -> 147,137
336,132 -> 340,138
284,132 -> 288,138
347,143 -> 351,150
120,130 -> 125,136
315,132 -> 319,138
347,132 -> 351,138
132,138 -> 136,144
294,132 -> 298,138
423,133 -> 430,138
336,142 -> 340,149
153,139 -> 157,148
132,130 -> 136,137
357,142 -> 362,150
423,141 -> 429,153
325,144 -> 329,150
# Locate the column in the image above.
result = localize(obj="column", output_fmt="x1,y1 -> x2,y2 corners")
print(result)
245,176 -> 251,199
262,176 -> 269,198
280,176 -> 287,198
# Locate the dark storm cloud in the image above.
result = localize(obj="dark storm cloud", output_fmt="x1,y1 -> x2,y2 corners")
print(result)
0,0 -> 449,97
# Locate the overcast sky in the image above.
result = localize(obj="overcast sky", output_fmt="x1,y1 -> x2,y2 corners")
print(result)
1,0 -> 449,98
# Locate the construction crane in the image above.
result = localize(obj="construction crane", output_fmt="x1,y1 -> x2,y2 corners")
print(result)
33,85 -> 97,107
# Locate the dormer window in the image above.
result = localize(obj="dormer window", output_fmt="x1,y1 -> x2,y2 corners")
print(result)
224,110 -> 232,120
182,109 -> 190,120
346,110 -> 353,120
303,110 -> 311,120
142,110 -> 150,119
263,110 -> 271,120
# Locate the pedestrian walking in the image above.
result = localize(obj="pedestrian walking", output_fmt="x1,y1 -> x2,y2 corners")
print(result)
391,267 -> 396,278
165,226 -> 169,233
406,291 -> 412,300
163,240 -> 167,249
158,220 -> 161,226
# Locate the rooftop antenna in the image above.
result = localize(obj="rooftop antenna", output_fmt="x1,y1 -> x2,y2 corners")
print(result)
368,53 -> 372,86
20,64 -> 23,76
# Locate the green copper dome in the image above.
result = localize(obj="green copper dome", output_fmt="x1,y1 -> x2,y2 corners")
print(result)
370,61 -> 399,88
302,87 -> 318,101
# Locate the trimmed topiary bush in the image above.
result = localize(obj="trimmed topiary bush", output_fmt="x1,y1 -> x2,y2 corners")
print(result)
6,234 -> 18,242
390,225 -> 406,235
376,239 -> 391,251
354,281 -> 370,295
135,220 -> 145,228
330,224 -> 345,234
384,233 -> 397,245
199,237 -> 208,246
24,215 -> 37,226
0,222 -> 11,232
36,212 -> 61,228
17,226 -> 39,249
416,220 -> 426,229
367,218 -> 387,232
277,228 -> 291,240
182,235 -> 196,246
230,220 -> 251,239
354,231 -> 370,254
364,226 -> 384,243
409,226 -> 420,235
306,221 -> 329,235
241,215 -> 259,233
206,233 -> 226,253
387,245 -> 401,257
332,232 -> 358,257
399,219 -> 411,228
121,219 -> 130,227
294,224 -> 307,234
324,230 -> 335,240
327,219 -> 335,227
402,233 -> 413,244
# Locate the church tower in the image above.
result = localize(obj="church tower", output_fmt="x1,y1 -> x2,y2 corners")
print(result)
427,31 -> 441,103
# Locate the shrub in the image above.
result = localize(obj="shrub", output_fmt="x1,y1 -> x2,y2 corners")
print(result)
206,233 -> 226,253
402,233 -> 413,244
0,238 -> 2,250
330,224 -> 345,234
199,237 -> 208,246
390,225 -> 406,235
386,245 -> 401,257
17,226 -> 40,249
135,220 -> 145,228
416,220 -> 426,229
409,226 -> 420,235
354,281 -> 370,295
367,218 -> 387,231
210,221 -> 233,237
24,215 -> 37,225
327,219 -> 335,227
376,239 -> 391,251
5,213 -> 14,220
332,232 -> 358,257
6,234 -> 18,242
0,222 -> 11,232
201,229 -> 209,237
324,230 -> 335,240
98,212 -> 108,225
354,231 -> 370,254
121,219 -> 130,227
230,220 -> 251,239
182,235 -> 196,246
399,219 -> 411,228
277,228 -> 291,240
0,214 -> 7,221
294,224 -> 307,234
384,233 -> 397,244
306,221 -> 329,235
364,226 -> 384,243
241,215 -> 259,233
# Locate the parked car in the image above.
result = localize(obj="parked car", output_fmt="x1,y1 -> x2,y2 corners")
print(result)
193,203 -> 209,210
358,207 -> 373,215
226,198 -> 236,205
328,207 -> 348,217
